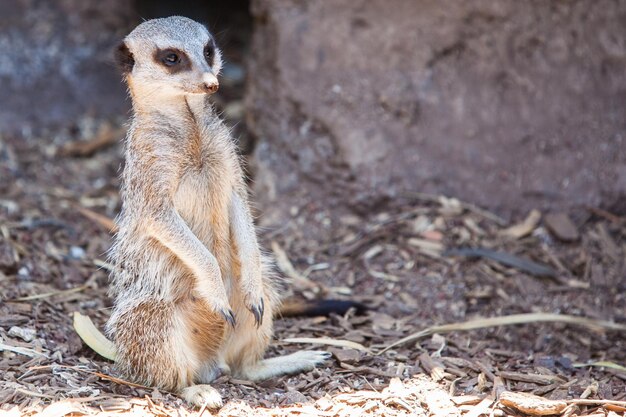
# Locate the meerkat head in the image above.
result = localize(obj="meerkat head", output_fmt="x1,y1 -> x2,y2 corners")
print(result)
115,16 -> 223,99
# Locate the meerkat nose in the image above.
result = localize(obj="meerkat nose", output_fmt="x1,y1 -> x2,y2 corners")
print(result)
203,81 -> 219,94
202,72 -> 219,94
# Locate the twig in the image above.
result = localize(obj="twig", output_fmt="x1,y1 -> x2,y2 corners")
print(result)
58,124 -> 124,157
378,313 -> 626,354
0,343 -> 48,358
568,399 -> 626,407
75,205 -> 118,233
12,285 -> 88,302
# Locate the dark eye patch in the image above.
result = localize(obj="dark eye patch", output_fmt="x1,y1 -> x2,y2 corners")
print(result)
203,40 -> 216,66
154,48 -> 191,74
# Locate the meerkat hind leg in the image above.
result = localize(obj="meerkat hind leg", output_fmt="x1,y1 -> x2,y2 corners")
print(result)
240,350 -> 332,382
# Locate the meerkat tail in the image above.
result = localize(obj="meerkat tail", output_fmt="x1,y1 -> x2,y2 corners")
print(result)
277,299 -> 368,318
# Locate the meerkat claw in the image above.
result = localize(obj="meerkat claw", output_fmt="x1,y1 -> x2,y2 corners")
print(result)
220,309 -> 236,328
249,298 -> 264,327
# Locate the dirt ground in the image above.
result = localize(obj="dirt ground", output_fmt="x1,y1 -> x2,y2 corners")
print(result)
1,112 -> 625,417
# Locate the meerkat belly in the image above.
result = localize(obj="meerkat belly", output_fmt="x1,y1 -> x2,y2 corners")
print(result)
174,172 -> 235,279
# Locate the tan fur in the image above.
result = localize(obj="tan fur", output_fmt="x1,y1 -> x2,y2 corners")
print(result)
107,16 -> 330,409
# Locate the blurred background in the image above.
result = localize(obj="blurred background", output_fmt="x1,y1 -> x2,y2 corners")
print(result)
1,0 -> 625,413
3,0 -> 625,226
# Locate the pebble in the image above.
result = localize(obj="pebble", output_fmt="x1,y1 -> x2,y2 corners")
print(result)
544,212 -> 579,241
69,246 -> 86,259
283,390 -> 309,405
8,326 -> 36,342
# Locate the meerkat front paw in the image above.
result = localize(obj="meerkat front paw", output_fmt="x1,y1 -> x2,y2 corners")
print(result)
199,284 -> 237,328
181,384 -> 223,408
239,270 -> 265,327
247,296 -> 264,327
242,289 -> 264,327
219,308 -> 237,328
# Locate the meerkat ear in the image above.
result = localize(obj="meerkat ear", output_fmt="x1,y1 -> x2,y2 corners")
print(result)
114,41 -> 134,74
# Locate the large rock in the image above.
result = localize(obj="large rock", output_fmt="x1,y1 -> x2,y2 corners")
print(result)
0,0 -> 134,136
247,0 -> 626,229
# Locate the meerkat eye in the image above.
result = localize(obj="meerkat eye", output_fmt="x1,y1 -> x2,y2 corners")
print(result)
155,48 -> 190,73
204,44 -> 214,64
163,53 -> 180,66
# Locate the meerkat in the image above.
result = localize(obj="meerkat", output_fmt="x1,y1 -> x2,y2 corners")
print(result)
107,16 -> 331,408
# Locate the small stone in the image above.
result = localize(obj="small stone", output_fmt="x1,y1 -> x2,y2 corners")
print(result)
151,388 -> 163,401
17,267 -> 30,278
555,356 -> 573,370
544,212 -> 579,241
283,390 -> 308,404
69,246 -> 86,259
8,326 -> 36,342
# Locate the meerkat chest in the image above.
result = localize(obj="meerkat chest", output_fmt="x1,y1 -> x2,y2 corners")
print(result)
173,167 -> 233,236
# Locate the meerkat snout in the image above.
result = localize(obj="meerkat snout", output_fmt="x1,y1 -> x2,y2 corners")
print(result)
202,72 -> 219,94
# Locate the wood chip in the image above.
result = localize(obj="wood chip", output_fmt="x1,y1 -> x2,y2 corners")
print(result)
499,391 -> 567,415
450,395 -> 484,406
465,397 -> 493,417
498,371 -> 565,385
419,352 -> 447,382
328,347 -> 362,365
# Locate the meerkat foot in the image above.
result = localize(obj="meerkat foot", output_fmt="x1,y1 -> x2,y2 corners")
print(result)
180,384 -> 223,408
240,350 -> 332,382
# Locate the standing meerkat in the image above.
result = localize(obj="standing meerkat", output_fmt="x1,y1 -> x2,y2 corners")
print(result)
107,16 -> 330,408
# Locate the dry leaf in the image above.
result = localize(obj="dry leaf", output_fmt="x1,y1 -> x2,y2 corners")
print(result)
271,241 -> 321,292
499,209 -> 541,239
73,312 -> 117,361
283,337 -> 370,352
573,361 -> 626,371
